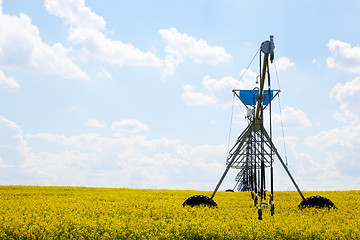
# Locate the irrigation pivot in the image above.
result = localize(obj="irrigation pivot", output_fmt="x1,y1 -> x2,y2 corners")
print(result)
183,36 -> 335,219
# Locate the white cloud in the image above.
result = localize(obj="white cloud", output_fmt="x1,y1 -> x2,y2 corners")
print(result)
305,124 -> 360,149
1,115 -> 359,190
68,28 -> 162,67
0,4 -> 89,79
0,116 -> 33,184
0,5 -> 89,81
45,0 -> 162,68
301,74 -> 360,187
22,133 -> 227,189
272,106 -> 311,129
234,68 -> 259,90
111,119 -> 149,133
22,150 -> 92,181
279,136 -> 311,162
327,39 -> 360,73
1,116 -> 228,189
26,133 -> 104,152
330,76 -> 360,123
0,70 -> 19,88
84,119 -> 107,128
182,69 -> 260,107
98,67 -> 112,79
181,84 -> 216,106
272,135 -> 350,191
273,57 -> 295,71
306,76 -> 360,149
303,124 -> 360,186
45,0 -> 106,30
159,27 -> 232,78
203,75 -> 237,97
0,116 -> 30,159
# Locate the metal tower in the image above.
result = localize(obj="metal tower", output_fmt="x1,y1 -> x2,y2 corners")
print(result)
230,89 -> 279,194
183,36 -> 336,219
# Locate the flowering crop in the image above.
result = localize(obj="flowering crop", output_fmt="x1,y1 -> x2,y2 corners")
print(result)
0,186 -> 359,239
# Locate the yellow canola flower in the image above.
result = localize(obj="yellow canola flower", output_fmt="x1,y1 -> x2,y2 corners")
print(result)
0,186 -> 359,239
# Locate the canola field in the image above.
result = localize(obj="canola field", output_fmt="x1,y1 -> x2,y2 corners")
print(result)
0,186 -> 359,239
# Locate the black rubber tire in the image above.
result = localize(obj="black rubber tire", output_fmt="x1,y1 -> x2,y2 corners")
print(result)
182,195 -> 217,207
225,189 -> 234,192
298,196 -> 336,209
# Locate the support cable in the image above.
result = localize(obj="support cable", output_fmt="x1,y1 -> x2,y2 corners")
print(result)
274,60 -> 288,166
227,94 -> 236,155
233,48 -> 261,90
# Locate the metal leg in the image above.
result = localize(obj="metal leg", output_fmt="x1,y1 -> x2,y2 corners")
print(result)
258,205 -> 263,220
210,125 -> 253,200
262,127 -> 306,201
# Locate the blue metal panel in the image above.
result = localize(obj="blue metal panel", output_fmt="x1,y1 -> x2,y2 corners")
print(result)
239,90 -> 273,106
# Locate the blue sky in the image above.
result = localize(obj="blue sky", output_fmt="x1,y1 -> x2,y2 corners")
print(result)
0,0 -> 360,191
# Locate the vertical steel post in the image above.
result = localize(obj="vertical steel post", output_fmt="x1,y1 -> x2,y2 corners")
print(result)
255,54 -> 268,120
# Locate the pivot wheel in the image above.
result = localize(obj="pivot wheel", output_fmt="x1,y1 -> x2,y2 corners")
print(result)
298,196 -> 336,209
182,195 -> 217,207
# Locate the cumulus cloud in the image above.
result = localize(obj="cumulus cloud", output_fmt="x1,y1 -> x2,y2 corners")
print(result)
182,60 -> 297,108
84,119 -> 107,128
159,27 -> 232,78
181,75 -> 236,107
1,116 -> 229,189
182,69 -> 258,107
68,28 -> 163,67
271,134 -> 354,190
303,124 -> 360,184
23,133 -> 227,189
0,70 -> 19,88
181,84 -> 216,106
23,150 -> 93,181
45,0 -> 106,30
273,57 -> 295,71
305,125 -> 360,149
327,39 -> 360,73
2,0 -> 233,84
0,116 -> 33,184
231,68 -> 258,90
45,0 -> 162,68
111,119 -> 149,134
330,76 -> 360,123
272,106 -> 311,129
301,73 -> 360,186
98,67 -> 112,79
2,114 -> 358,190
26,133 -> 104,152
305,75 -> 360,152
0,4 -> 89,81
0,116 -> 30,160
